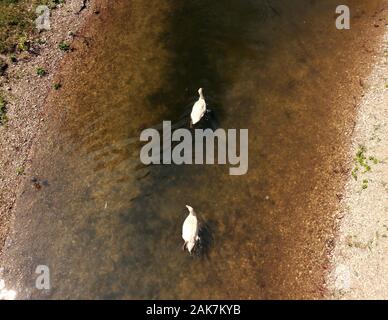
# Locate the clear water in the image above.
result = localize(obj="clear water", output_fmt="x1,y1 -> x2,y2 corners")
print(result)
0,0 -> 383,299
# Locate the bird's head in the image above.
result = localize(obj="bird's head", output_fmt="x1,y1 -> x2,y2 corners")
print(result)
185,205 -> 195,215
198,88 -> 203,97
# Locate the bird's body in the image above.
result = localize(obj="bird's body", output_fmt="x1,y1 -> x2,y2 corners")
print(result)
182,205 -> 200,253
190,88 -> 207,126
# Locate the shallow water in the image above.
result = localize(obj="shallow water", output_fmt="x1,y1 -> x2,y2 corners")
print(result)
0,0 -> 384,299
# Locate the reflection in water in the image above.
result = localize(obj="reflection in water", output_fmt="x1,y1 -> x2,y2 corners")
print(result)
0,0 -> 384,299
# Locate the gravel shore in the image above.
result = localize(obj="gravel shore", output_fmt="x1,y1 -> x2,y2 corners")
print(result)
0,0 -> 96,252
328,27 -> 388,299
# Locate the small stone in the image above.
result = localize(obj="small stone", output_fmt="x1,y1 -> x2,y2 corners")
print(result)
73,0 -> 87,13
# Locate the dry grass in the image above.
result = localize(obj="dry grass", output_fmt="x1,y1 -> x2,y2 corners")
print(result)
0,0 -> 66,54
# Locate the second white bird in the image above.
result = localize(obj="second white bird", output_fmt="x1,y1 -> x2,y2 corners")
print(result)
182,205 -> 200,254
190,88 -> 207,126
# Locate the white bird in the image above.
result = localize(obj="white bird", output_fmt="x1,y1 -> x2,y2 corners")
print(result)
182,205 -> 200,254
190,88 -> 207,126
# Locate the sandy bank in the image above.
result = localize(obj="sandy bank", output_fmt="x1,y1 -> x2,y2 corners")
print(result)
328,26 -> 388,299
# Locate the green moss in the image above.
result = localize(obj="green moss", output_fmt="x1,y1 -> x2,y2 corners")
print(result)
363,164 -> 371,173
36,67 -> 46,76
36,38 -> 46,45
53,82 -> 61,90
351,166 -> 359,180
58,41 -> 70,51
9,53 -> 17,62
354,145 -> 367,164
16,166 -> 24,175
39,0 -> 66,9
353,145 -> 372,175
17,35 -> 30,51
369,156 -> 379,164
352,145 -> 380,188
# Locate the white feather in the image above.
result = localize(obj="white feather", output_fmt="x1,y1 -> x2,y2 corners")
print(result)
182,205 -> 199,253
190,88 -> 207,125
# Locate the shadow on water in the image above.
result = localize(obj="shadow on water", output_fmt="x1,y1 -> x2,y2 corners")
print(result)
194,219 -> 216,260
148,0 -> 278,123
